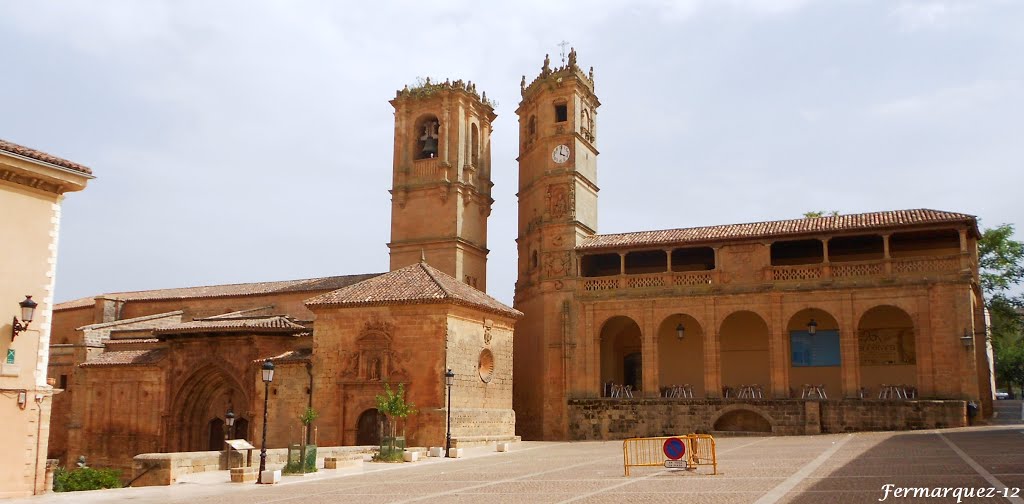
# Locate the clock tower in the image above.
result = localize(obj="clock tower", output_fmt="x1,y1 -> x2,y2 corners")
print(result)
513,49 -> 600,439
388,79 -> 496,290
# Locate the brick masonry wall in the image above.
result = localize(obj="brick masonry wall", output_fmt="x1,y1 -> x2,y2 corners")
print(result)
567,398 -> 966,440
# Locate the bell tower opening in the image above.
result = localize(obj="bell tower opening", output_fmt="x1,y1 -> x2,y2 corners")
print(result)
388,79 -> 496,291
415,115 -> 439,159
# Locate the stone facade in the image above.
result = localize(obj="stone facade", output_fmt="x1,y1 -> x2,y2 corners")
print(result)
512,50 -> 993,440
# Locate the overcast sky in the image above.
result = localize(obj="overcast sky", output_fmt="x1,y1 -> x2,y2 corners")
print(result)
2,0 -> 1022,306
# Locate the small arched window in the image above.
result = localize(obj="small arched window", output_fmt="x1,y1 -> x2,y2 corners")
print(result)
528,115 -> 537,137
531,250 -> 539,270
470,123 -> 480,165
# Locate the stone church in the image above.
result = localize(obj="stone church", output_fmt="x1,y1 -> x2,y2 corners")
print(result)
48,49 -> 992,471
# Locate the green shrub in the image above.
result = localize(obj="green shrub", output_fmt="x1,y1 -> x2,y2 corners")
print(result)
53,466 -> 123,492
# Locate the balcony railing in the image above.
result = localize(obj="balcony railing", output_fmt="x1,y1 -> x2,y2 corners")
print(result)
769,254 -> 965,282
583,271 -> 715,292
580,254 -> 967,294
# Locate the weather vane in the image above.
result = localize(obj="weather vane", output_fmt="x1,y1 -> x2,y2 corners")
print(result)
558,40 -> 570,65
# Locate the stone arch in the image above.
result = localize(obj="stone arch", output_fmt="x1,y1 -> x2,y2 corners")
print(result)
786,308 -> 842,398
169,364 -> 249,452
657,313 -> 704,397
857,305 -> 917,397
719,311 -> 770,396
711,404 -> 775,433
599,316 -> 643,395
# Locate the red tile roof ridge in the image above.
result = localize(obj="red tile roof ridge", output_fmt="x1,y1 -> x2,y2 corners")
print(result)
153,315 -> 307,335
76,310 -> 184,331
0,138 -> 93,175
104,338 -> 160,345
80,349 -> 166,367
305,262 -> 522,318
55,273 -> 383,311
577,208 -> 977,250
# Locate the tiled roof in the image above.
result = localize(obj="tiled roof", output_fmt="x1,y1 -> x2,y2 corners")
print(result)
104,338 -> 160,345
0,138 -> 93,175
55,273 -> 382,311
153,316 -> 307,335
306,262 -> 522,318
80,349 -> 166,367
254,348 -> 312,364
577,209 -> 977,251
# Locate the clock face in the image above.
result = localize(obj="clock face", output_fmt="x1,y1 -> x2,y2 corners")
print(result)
551,144 -> 570,164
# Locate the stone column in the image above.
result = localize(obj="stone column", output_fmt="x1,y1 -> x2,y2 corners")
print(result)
704,300 -> 721,398
839,295 -> 859,397
642,304 -> 658,398
769,295 -> 787,398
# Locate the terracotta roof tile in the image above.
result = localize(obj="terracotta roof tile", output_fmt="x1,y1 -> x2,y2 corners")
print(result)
104,338 -> 160,345
306,262 -> 522,318
80,349 -> 166,367
254,348 -> 312,364
55,273 -> 382,311
0,138 -> 93,175
153,316 -> 307,335
577,209 -> 976,251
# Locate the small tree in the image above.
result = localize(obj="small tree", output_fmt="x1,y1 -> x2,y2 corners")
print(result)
375,382 -> 416,458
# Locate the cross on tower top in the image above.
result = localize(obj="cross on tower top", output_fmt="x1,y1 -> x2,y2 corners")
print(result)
558,40 -> 570,64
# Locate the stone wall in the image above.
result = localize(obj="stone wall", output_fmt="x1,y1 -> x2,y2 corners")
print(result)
567,398 -> 967,440
819,400 -> 966,432
131,445 -> 372,486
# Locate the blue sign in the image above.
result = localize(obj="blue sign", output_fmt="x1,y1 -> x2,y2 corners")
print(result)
663,437 -> 686,460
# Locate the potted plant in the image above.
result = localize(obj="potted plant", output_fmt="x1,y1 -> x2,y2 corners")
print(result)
375,382 -> 416,461
285,407 -> 319,474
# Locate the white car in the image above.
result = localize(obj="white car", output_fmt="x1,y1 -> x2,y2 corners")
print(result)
995,391 -> 1010,400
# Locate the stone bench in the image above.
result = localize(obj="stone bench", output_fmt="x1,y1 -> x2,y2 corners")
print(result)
230,467 -> 257,483
324,454 -> 363,469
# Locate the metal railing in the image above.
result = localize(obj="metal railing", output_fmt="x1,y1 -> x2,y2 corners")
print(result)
622,434 -> 717,476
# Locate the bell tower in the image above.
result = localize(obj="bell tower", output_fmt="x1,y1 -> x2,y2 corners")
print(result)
388,79 -> 496,291
513,49 -> 600,439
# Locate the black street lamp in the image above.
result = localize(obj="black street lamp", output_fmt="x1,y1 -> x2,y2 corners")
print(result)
806,318 -> 818,336
444,368 -> 455,458
11,295 -> 37,340
225,409 -> 235,439
224,409 -> 235,469
257,361 -> 274,484
675,323 -> 685,342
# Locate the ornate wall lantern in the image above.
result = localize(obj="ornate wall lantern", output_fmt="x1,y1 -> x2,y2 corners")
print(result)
12,295 -> 37,340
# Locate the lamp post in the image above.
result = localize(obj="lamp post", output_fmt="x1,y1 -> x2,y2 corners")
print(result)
225,410 -> 235,439
444,368 -> 454,458
224,409 -> 235,469
11,295 -> 37,340
257,361 -> 274,484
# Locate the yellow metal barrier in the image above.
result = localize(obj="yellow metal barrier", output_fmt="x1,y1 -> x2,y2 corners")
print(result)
622,434 -> 717,476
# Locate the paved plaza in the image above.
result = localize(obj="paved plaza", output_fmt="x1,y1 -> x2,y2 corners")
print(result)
13,418 -> 1024,504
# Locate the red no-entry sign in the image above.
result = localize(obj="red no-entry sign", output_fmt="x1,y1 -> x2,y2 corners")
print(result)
663,437 -> 686,460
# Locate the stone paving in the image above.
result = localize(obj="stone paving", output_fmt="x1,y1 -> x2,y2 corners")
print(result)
13,424 -> 1024,504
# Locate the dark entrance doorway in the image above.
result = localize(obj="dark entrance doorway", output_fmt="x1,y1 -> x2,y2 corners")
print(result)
624,352 -> 642,392
232,418 -> 249,441
208,418 -> 225,451
356,408 -> 381,446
